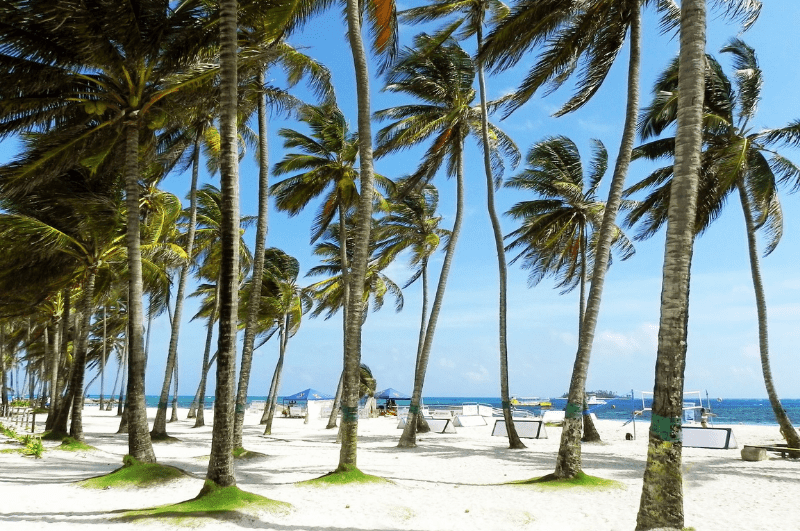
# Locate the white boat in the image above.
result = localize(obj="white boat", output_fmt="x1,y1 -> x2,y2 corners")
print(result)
586,395 -> 607,405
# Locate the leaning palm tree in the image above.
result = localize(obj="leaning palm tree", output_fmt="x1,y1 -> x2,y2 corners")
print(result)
505,136 -> 633,442
624,41 -> 800,452
399,0 -> 527,448
375,33 -> 517,448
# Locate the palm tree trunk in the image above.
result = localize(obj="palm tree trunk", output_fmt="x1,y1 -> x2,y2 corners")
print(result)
326,372 -> 343,429
475,25 -> 524,450
99,307 -> 106,410
554,6 -> 641,478
234,69 -> 271,449
108,352 -> 122,412
69,271 -> 97,441
737,181 -> 800,448
339,0 -> 377,470
264,320 -> 289,435
195,281 -> 221,428
327,206 -> 352,430
170,357 -> 179,422
579,229 -> 601,443
260,350 -> 282,425
0,326 -> 7,415
399,136 -> 465,448
412,260 -> 431,434
117,331 -> 127,418
47,289 -> 70,431
205,0 -> 239,488
152,132 -> 202,437
123,118 -> 157,463
635,2 -> 705,528
47,320 -> 60,422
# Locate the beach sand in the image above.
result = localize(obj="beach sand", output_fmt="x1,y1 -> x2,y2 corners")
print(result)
1,407 -> 797,530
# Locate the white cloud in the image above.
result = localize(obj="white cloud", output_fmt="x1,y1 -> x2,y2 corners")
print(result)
439,357 -> 456,369
593,322 -> 658,358
463,365 -> 490,382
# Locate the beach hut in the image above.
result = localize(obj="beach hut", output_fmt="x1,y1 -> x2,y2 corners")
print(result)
283,388 -> 334,419
374,388 -> 411,415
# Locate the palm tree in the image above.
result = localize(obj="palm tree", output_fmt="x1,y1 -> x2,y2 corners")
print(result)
244,249 -> 313,434
375,34 -> 517,448
373,182 -> 448,431
233,38 -> 333,453
398,0 -> 528,448
505,136 -> 633,441
624,41 -> 800,452
185,184 -> 253,428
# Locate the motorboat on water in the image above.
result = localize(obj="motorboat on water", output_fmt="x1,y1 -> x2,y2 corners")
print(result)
586,395 -> 607,405
510,396 -> 551,407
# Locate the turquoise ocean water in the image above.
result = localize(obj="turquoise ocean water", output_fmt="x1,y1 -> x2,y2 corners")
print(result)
134,395 -> 800,426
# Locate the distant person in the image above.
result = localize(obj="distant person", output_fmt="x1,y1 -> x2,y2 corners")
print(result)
700,407 -> 716,428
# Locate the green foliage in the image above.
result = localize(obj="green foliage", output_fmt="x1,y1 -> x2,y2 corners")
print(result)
0,422 -> 19,440
10,399 -> 31,408
122,480 -> 290,521
57,437 -> 96,452
80,455 -> 186,489
21,435 -> 44,458
41,430 -> 68,441
509,471 -> 623,490
299,464 -> 388,486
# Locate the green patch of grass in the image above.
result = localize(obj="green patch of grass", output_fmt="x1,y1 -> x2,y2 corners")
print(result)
56,437 -> 96,452
79,455 -> 187,489
41,431 -> 68,441
150,432 -> 181,444
508,471 -> 623,490
298,464 -> 389,487
232,447 -> 267,460
0,448 -> 22,454
122,480 -> 290,522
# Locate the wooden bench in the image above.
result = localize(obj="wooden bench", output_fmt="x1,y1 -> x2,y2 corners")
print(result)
743,444 -> 800,459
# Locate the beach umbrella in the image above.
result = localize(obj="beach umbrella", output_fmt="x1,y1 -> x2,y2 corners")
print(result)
284,388 -> 334,401
374,388 -> 411,400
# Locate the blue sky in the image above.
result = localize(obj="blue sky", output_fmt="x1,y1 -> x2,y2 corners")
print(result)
4,1 -> 799,400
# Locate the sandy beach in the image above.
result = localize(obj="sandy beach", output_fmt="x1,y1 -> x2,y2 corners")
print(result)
0,407 -> 797,530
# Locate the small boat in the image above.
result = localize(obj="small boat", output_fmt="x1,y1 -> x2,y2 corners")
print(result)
586,395 -> 607,405
510,396 -> 542,406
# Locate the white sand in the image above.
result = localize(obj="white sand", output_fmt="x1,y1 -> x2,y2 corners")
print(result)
0,407 -> 797,530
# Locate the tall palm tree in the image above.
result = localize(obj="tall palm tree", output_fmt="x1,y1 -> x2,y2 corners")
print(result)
233,39 -> 333,453
624,41 -> 800,451
375,34 -> 517,448
505,136 -> 633,441
399,0 -> 528,448
373,182 -> 448,431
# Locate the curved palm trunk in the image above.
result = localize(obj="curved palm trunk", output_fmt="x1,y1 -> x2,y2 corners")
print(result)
69,271 -> 96,441
108,354 -> 121,411
234,72 -> 271,449
46,318 -> 61,425
339,0 -> 377,469
117,332 -> 127,419
327,207 -> 352,430
264,319 -> 289,435
554,7 -> 641,478
260,350 -> 282,425
195,281 -> 221,428
206,0 -> 240,487
399,139 -> 465,448
579,229 -> 601,443
476,25 -> 524,450
635,2 -> 705,528
152,133 -> 202,438
123,119 -> 157,463
737,181 -> 800,449
412,260 -> 430,434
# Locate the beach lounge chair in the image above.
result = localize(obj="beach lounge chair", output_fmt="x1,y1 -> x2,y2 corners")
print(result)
492,418 -> 547,439
681,426 -> 737,449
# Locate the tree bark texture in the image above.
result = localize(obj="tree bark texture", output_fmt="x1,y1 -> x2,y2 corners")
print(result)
69,271 -> 96,441
636,2 -> 705,528
339,0 -> 377,469
124,120 -> 157,463
206,0 -> 239,488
